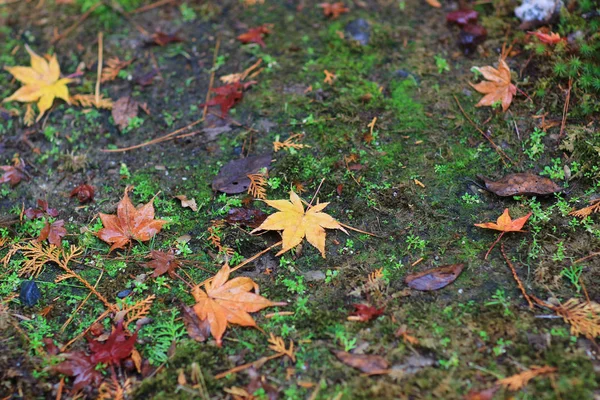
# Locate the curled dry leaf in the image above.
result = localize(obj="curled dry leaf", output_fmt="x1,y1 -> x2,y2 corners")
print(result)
237,25 -> 271,48
225,207 -> 268,228
70,184 -> 95,203
181,305 -> 211,342
3,45 -> 72,122
318,2 -> 349,19
175,195 -> 198,212
192,263 -> 285,346
39,220 -> 67,246
405,263 -> 464,291
251,190 -> 348,257
332,350 -> 389,374
95,186 -> 167,252
464,386 -> 499,400
151,31 -> 185,46
212,154 -> 272,194
479,173 -> 562,197
348,304 -> 385,322
0,159 -> 28,187
112,96 -> 140,131
470,57 -> 516,112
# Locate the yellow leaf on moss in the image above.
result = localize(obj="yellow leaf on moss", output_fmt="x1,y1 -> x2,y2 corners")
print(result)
252,190 -> 347,257
3,45 -> 72,122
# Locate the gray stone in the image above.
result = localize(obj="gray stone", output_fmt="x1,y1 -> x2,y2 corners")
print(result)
345,19 -> 370,45
304,270 -> 326,282
515,0 -> 563,26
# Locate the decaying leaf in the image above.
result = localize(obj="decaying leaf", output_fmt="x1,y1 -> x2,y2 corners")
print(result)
347,304 -> 385,322
464,387 -> 499,400
225,207 -> 268,228
112,96 -> 140,131
446,9 -> 478,26
497,365 -> 557,391
332,350 -> 389,374
470,57 -> 516,112
1,158 -> 28,187
70,184 -> 95,203
318,2 -> 349,19
192,263 -> 285,346
25,199 -> 59,219
95,186 -> 167,252
54,351 -> 103,392
475,208 -> 531,259
479,173 -> 562,197
200,81 -> 255,117
151,31 -> 185,46
145,249 -> 181,278
181,305 -> 211,342
527,30 -> 563,45
39,219 -> 67,246
3,45 -> 72,121
212,154 -> 271,194
251,190 -> 348,257
405,264 -> 464,291
175,195 -> 198,212
220,59 -> 263,84
237,25 -> 271,48
101,57 -> 133,83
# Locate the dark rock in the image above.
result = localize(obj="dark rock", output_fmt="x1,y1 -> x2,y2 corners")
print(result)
117,289 -> 133,299
20,280 -> 41,307
345,19 -> 370,45
394,69 -> 420,84
458,24 -> 487,55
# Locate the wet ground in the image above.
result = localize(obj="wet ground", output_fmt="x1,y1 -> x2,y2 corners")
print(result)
1,0 -> 599,398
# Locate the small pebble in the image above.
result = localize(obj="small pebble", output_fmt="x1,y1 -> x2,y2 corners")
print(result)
20,280 -> 41,307
117,289 -> 132,299
345,19 -> 370,45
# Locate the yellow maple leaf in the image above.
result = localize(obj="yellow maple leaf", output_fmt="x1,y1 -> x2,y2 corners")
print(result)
252,190 -> 347,257
3,45 -> 72,122
470,57 -> 516,112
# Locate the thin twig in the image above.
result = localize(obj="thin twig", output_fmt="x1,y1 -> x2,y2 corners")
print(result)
484,231 -> 505,260
453,95 -> 515,166
574,251 -> 600,264
203,36 -> 221,119
501,243 -> 534,309
60,309 -> 112,351
129,0 -> 174,14
559,78 -> 572,140
95,32 -> 103,106
309,178 -> 326,206
60,269 -> 104,333
51,2 -> 102,44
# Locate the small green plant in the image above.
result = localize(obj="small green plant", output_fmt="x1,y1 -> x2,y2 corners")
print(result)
523,127 -> 546,161
281,275 -> 306,295
485,289 -> 512,317
333,326 -> 357,351
179,3 -> 196,22
552,241 -> 566,261
119,162 -> 131,179
560,264 -> 584,292
141,309 -> 186,365
406,234 -> 428,253
435,55 -> 450,74
325,269 -> 339,283
461,193 -> 481,205
492,338 -> 512,356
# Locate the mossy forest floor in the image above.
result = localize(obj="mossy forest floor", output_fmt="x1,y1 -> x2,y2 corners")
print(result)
1,0 -> 600,398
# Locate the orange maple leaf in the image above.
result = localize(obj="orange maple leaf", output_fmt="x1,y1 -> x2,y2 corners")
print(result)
318,2 -> 349,19
474,208 -> 531,259
251,190 -> 348,257
527,31 -> 563,45
192,264 -> 285,346
470,58 -> 517,112
95,186 -> 167,252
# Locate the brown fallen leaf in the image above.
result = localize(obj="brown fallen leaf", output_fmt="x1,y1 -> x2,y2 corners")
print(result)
101,57 -> 133,83
479,173 -> 562,197
145,249 -> 181,278
212,154 -> 271,194
39,220 -> 67,246
181,305 -> 211,342
405,264 -> 464,291
318,2 -> 349,19
192,264 -> 285,346
112,96 -> 139,131
95,186 -> 167,252
225,207 -> 268,228
151,31 -> 185,46
0,158 -> 28,187
175,195 -> 198,212
70,184 -> 95,203
464,386 -> 499,400
332,350 -> 389,374
475,208 -> 531,259
470,57 -> 516,112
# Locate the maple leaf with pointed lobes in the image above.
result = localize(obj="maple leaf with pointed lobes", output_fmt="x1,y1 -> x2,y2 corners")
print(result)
251,190 -> 348,257
0,159 -> 27,187
54,352 -> 103,392
145,249 -> 181,278
192,263 -> 285,346
475,208 -> 532,259
319,2 -> 349,19
3,45 -> 72,122
470,57 -> 517,112
95,186 -> 167,252
528,31 -> 563,45
39,219 -> 67,246
237,25 -> 271,48
200,81 -> 255,117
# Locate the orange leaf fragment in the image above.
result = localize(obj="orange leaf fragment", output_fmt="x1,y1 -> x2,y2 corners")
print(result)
425,0 -> 442,8
470,57 -> 517,112
497,365 -> 557,391
318,2 -> 349,19
95,186 -> 167,252
474,208 -> 531,232
191,264 -> 285,346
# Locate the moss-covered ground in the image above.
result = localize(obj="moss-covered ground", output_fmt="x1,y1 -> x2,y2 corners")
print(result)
1,0 -> 600,398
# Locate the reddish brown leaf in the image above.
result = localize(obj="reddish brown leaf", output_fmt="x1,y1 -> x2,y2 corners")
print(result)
39,219 -> 67,246
25,199 -> 59,219
70,184 -> 95,203
212,154 -> 272,194
200,81 -> 255,118
446,9 -> 478,26
348,304 -> 385,322
318,2 -> 349,19
54,352 -> 103,392
527,30 -> 563,45
0,159 -> 27,187
95,186 -> 167,252
405,263 -> 464,291
135,70 -> 158,86
479,173 -> 562,197
332,350 -> 389,374
112,96 -> 140,131
151,31 -> 185,46
145,249 -> 181,278
237,25 -> 271,47
465,387 -> 499,400
225,207 -> 268,228
88,321 -> 138,365
181,305 -> 211,342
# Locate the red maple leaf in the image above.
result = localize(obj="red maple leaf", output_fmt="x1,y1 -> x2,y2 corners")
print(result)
145,249 -> 181,278
237,25 -> 271,48
25,199 -> 59,219
54,352 -> 103,392
39,219 -> 67,246
70,184 -> 95,203
348,304 -> 385,322
88,321 -> 138,365
200,81 -> 255,117
0,159 -> 27,187
318,2 -> 349,19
